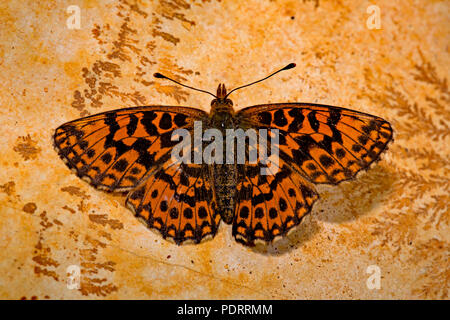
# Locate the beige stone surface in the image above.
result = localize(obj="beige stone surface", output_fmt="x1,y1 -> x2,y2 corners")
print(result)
0,0 -> 448,299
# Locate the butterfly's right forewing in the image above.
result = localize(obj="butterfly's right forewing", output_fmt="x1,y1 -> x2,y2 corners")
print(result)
238,103 -> 393,185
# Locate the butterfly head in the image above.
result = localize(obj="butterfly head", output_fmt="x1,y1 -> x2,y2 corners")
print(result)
210,84 -> 234,113
216,83 -> 227,99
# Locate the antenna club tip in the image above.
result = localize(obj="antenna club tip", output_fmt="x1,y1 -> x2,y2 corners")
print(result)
153,72 -> 164,78
284,63 -> 296,70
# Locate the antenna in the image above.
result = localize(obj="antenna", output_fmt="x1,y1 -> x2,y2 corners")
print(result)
153,63 -> 296,100
153,72 -> 217,98
225,63 -> 296,98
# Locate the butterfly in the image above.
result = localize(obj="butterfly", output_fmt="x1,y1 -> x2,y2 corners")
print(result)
54,63 -> 393,246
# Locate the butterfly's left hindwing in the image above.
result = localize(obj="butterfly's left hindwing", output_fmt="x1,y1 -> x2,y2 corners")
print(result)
54,106 -> 207,192
237,103 -> 393,185
126,162 -> 221,244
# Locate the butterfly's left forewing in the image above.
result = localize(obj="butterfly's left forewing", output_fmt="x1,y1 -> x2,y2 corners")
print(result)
54,106 -> 207,192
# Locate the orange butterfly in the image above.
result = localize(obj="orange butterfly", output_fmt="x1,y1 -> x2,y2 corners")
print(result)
54,63 -> 393,246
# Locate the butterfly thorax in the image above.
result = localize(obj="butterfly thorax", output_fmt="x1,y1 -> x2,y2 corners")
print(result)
207,84 -> 238,224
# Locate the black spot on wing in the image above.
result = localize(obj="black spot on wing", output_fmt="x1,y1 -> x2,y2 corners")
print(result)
174,113 -> 188,127
307,111 -> 320,131
183,208 -> 193,219
101,153 -> 113,164
159,112 -> 172,130
327,110 -> 341,126
198,206 -> 208,219
352,144 -> 362,152
319,155 -> 334,168
287,108 -> 305,132
141,111 -> 158,136
274,109 -> 288,127
335,148 -> 346,159
258,112 -> 272,126
87,149 -> 96,158
255,207 -> 264,219
170,208 -> 179,219
126,114 -> 138,136
240,206 -> 249,219
113,159 -> 129,172
279,198 -> 287,212
358,135 -> 369,145
269,208 -> 278,219
160,200 -> 168,212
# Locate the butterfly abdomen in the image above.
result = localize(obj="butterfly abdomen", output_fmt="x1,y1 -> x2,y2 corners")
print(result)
206,106 -> 239,224
211,163 -> 237,224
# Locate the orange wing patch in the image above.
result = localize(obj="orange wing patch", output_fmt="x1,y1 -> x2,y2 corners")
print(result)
126,162 -> 221,244
54,106 -> 206,191
238,103 -> 393,185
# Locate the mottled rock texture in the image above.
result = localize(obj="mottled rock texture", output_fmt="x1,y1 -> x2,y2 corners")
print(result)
0,0 -> 448,299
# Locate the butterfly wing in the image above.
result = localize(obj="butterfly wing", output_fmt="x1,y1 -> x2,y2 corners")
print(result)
126,162 -> 221,244
237,103 -> 393,185
233,103 -> 393,245
54,106 -> 207,192
233,157 -> 319,246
